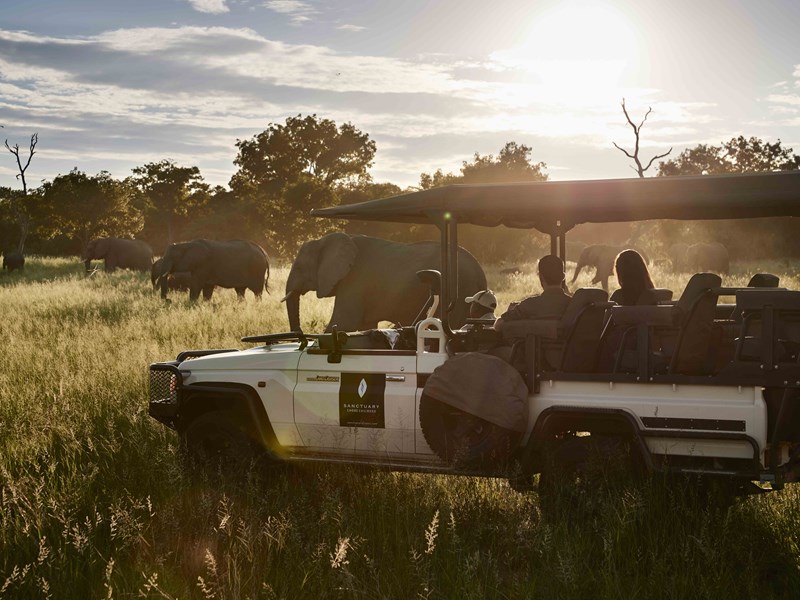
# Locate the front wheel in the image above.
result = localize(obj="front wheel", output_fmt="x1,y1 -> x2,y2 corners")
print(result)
180,410 -> 273,474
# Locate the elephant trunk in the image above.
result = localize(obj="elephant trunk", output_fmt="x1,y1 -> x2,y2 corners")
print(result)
159,257 -> 174,300
284,290 -> 301,332
84,258 -> 92,274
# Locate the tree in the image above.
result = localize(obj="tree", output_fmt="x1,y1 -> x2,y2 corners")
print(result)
657,136 -> 800,258
658,136 -> 800,176
231,114 -> 377,256
37,169 -> 143,253
3,132 -> 38,251
613,99 -> 672,178
131,159 -> 208,250
418,142 -> 549,262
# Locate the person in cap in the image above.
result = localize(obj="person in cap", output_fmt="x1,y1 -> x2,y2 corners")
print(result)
463,289 -> 497,327
494,255 -> 571,332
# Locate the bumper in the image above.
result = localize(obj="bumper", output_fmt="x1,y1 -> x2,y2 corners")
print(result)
148,362 -> 183,428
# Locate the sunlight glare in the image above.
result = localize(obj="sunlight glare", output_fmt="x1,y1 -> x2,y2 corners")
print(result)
492,1 -> 640,98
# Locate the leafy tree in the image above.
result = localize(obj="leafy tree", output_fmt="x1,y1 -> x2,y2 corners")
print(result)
231,114 -> 376,256
418,142 -> 549,263
37,169 -> 143,253
131,159 -> 208,250
657,136 -> 800,257
658,136 -> 800,176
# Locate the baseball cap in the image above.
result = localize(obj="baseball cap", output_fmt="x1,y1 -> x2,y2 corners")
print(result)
464,289 -> 497,310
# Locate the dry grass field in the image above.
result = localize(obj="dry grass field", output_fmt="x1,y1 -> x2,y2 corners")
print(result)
1,256 -> 800,599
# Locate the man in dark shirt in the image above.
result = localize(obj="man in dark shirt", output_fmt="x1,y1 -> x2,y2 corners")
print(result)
494,255 -> 571,332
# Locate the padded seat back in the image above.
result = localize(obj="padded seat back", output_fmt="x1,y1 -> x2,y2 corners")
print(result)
669,273 -> 722,374
558,288 -> 610,372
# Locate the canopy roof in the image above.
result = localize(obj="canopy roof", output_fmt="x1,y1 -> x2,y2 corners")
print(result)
312,171 -> 800,234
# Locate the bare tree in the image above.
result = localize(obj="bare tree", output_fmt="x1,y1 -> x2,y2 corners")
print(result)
613,99 -> 671,178
4,132 -> 38,252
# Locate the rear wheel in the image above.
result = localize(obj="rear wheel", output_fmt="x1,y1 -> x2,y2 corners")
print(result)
419,394 -> 519,470
538,434 -> 640,518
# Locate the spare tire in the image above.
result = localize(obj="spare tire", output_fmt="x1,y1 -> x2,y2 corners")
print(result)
419,393 -> 520,469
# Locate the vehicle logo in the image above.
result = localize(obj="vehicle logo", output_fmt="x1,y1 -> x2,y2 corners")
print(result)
306,375 -> 340,382
358,378 -> 368,398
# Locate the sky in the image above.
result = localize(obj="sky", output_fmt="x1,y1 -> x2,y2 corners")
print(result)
0,0 -> 799,191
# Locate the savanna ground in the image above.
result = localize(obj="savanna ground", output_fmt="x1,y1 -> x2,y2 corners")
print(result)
2,255 -> 800,599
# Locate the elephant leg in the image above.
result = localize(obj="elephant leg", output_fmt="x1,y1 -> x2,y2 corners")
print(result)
189,284 -> 202,301
202,285 -> 215,301
235,287 -> 246,300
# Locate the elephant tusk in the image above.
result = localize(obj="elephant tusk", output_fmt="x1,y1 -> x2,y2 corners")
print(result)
280,291 -> 295,303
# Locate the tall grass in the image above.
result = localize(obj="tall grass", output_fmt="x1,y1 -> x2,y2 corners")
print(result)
1,256 -> 799,598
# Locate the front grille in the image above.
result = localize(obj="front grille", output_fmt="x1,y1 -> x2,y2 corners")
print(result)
149,365 -> 180,405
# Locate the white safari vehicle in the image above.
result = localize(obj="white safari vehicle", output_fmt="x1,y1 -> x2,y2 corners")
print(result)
149,172 -> 800,495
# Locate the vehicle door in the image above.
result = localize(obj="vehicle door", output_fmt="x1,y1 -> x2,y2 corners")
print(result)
294,348 -> 417,455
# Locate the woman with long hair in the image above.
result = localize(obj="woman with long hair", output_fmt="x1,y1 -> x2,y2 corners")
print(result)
611,249 -> 655,306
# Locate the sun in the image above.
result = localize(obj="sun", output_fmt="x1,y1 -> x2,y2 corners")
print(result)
493,1 -> 640,97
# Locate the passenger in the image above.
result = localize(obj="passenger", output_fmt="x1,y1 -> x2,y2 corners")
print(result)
610,249 -> 655,306
494,255 -> 571,333
464,290 -> 498,323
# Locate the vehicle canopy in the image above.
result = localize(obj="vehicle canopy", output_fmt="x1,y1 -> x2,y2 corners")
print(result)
312,171 -> 800,328
312,171 -> 800,232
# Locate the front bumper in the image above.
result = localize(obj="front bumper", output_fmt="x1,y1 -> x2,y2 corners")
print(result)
148,362 -> 183,428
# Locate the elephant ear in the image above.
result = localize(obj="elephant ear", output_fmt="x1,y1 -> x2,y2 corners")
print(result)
317,234 -> 358,298
180,242 -> 210,271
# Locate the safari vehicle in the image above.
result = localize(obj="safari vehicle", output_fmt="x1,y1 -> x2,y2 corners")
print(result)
149,172 -> 800,495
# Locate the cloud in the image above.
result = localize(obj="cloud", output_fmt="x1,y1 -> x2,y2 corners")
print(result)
264,0 -> 316,24
337,24 -> 365,32
186,0 -> 230,14
0,25 -> 725,188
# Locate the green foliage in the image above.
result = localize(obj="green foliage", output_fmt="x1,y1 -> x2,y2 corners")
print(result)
231,115 -> 377,257
656,137 -> 800,257
131,159 -> 209,251
418,142 -> 549,263
37,169 -> 143,253
658,136 -> 800,176
1,260 -> 800,598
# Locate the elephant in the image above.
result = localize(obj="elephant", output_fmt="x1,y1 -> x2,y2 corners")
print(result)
83,238 -> 153,273
571,244 -> 649,291
685,242 -> 730,274
283,233 -> 487,333
668,242 -> 689,273
2,251 -> 24,272
151,257 -> 192,292
158,239 -> 269,301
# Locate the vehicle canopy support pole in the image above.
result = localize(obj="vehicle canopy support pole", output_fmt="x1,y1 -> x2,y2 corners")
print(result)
435,213 -> 456,338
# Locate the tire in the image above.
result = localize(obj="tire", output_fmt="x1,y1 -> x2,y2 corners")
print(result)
180,409 -> 272,473
419,394 -> 519,470
538,434 -> 639,518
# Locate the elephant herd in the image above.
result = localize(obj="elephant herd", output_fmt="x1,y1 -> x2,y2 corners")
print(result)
570,241 -> 731,290
10,232 -> 735,333
81,237 -> 270,302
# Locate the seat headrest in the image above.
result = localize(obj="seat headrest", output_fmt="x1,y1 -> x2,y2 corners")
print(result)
677,273 -> 722,310
747,273 -> 780,288
560,288 -> 609,328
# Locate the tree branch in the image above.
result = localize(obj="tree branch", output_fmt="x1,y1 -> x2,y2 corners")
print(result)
642,148 -> 673,172
613,141 -> 636,160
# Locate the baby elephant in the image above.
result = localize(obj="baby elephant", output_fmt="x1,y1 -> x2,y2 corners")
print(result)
2,252 -> 25,272
151,257 -> 192,292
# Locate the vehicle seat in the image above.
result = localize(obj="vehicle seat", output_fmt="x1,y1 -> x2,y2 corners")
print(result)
604,273 -> 722,376
500,288 -> 610,382
747,273 -> 780,288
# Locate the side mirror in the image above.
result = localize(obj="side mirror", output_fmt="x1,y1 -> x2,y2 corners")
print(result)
417,269 -> 441,294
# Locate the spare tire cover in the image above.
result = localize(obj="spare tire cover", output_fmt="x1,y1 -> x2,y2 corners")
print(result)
422,352 -> 528,432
